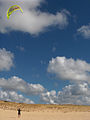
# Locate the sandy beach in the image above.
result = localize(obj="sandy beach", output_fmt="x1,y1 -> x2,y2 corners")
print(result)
0,101 -> 90,120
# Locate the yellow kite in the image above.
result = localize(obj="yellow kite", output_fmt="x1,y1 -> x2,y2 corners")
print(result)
7,5 -> 23,19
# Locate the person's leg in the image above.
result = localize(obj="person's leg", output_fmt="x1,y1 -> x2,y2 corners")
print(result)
18,114 -> 21,118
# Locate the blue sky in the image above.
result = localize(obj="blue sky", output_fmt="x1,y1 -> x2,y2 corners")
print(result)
0,0 -> 90,105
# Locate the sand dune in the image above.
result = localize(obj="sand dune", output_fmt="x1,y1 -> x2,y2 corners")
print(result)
0,101 -> 90,120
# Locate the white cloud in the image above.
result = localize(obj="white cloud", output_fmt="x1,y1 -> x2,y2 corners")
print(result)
1,76 -> 90,105
41,83 -> 90,105
0,90 -> 34,104
57,83 -> 90,105
77,24 -> 90,39
0,0 -> 70,35
40,90 -> 57,104
0,76 -> 45,95
0,76 -> 45,104
0,48 -> 14,71
47,57 -> 90,105
48,57 -> 90,82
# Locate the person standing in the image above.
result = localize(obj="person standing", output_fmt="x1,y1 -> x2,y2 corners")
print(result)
17,108 -> 21,118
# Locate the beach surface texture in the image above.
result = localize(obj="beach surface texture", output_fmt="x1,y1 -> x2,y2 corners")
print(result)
0,101 -> 90,120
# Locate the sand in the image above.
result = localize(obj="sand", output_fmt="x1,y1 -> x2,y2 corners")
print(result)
0,101 -> 90,120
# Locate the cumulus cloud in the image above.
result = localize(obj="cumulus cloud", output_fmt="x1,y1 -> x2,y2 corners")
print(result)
41,83 -> 90,105
48,57 -> 90,82
0,0 -> 70,35
57,83 -> 90,105
0,48 -> 14,71
77,24 -> 90,39
40,90 -> 57,104
0,90 -> 34,104
0,76 -> 90,105
0,76 -> 45,95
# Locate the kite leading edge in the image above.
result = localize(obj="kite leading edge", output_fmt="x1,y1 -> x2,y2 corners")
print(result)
7,5 -> 23,19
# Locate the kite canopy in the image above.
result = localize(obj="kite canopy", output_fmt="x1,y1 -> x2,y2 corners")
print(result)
7,5 -> 23,19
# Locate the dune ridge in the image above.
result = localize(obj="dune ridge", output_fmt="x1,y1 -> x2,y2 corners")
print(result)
0,100 -> 90,112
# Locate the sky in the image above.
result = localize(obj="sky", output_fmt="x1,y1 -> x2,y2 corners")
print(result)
0,0 -> 90,105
